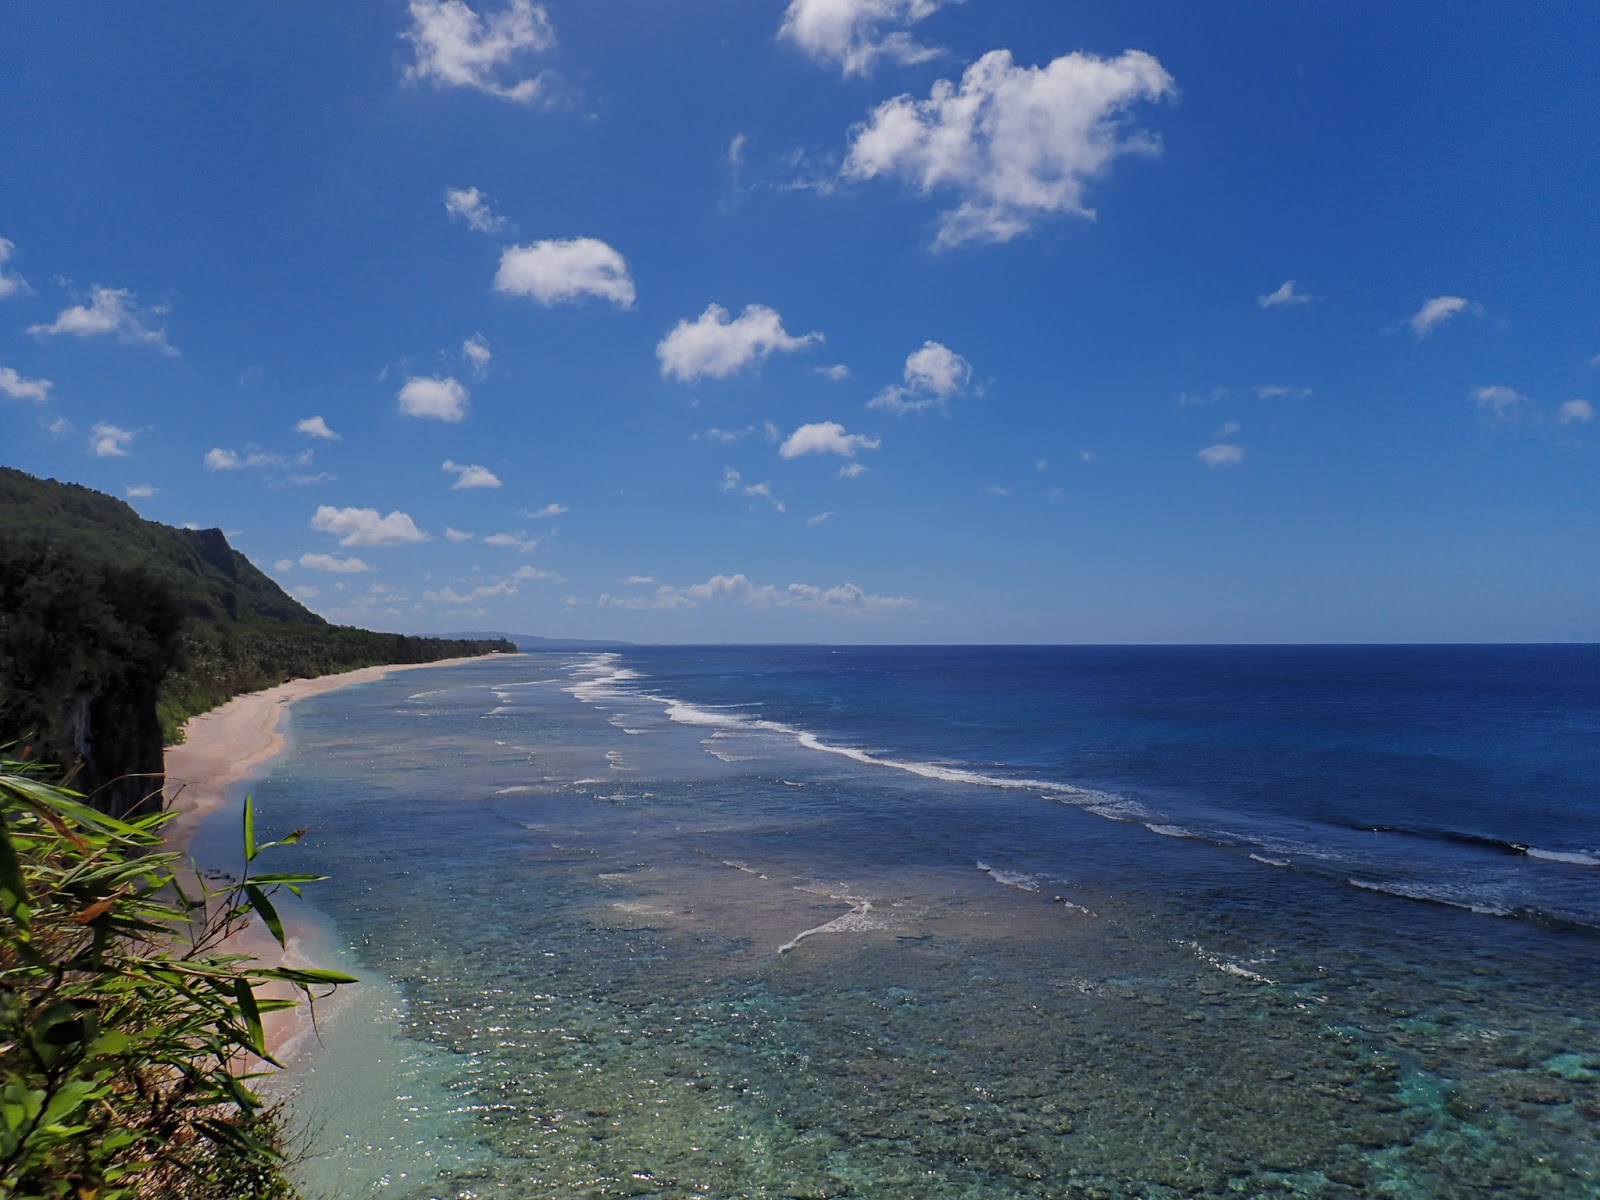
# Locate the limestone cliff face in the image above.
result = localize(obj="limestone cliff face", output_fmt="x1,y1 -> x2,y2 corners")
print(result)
59,686 -> 167,819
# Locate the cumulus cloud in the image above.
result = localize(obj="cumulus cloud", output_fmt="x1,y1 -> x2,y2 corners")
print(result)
1257,280 -> 1313,309
204,446 -> 313,472
495,238 -> 635,308
838,461 -> 869,479
1557,398 -> 1594,426
442,459 -> 503,489
445,527 -> 476,542
0,238 -> 30,299
0,365 -> 51,402
445,187 -> 511,234
462,333 -> 492,378
513,565 -> 558,580
425,578 -> 520,605
311,505 -> 430,546
1472,385 -> 1527,422
299,552 -> 373,573
658,303 -> 821,382
401,0 -> 556,104
398,375 -> 470,421
599,571 -> 916,614
843,48 -> 1176,248
779,421 -> 881,459
1197,443 -> 1245,468
29,286 -> 178,356
870,339 -> 971,414
779,0 -> 954,77
125,484 -> 159,498
1407,295 -> 1473,338
521,502 -> 569,518
295,415 -> 340,440
88,423 -> 135,457
814,363 -> 852,382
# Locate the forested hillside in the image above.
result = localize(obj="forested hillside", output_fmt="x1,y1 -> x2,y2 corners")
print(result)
0,467 -> 512,815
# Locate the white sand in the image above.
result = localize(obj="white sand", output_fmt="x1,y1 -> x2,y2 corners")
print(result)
160,653 -> 508,1064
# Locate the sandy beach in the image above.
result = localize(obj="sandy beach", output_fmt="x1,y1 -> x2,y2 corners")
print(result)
161,654 -> 507,1064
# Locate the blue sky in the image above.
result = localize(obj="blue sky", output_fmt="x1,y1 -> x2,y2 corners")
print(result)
2,1 -> 1596,643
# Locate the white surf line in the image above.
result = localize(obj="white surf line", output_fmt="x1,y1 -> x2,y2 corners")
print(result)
778,896 -> 880,955
1177,938 -> 1275,985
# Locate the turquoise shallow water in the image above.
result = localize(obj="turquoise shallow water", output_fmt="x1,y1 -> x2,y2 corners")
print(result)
202,648 -> 1600,1199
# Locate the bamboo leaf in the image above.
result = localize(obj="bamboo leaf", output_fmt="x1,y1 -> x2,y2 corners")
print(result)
243,793 -> 258,862
244,883 -> 285,948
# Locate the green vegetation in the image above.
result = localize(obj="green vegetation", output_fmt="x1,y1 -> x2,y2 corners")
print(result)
0,467 -> 512,815
0,761 -> 353,1198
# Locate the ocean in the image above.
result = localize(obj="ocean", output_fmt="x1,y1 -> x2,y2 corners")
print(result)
199,645 -> 1600,1199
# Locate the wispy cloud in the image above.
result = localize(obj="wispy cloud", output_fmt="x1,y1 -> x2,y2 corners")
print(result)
125,484 -> 159,498
299,552 -> 373,573
88,423 -> 136,457
520,502 -> 569,518
1472,384 -> 1527,422
658,303 -> 820,382
1556,398 -> 1594,426
1407,295 -> 1475,338
445,527 -> 475,542
1198,443 -> 1246,467
401,0 -> 556,104
779,0 -> 955,78
205,446 -> 313,472
29,286 -> 177,356
462,333 -> 492,379
1257,279 -> 1314,309
445,186 -> 512,234
842,48 -> 1176,248
0,365 -> 51,402
600,571 -> 916,613
483,531 -> 539,552
0,237 -> 31,299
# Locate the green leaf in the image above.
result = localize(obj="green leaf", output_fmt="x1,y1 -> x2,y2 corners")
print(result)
244,883 -> 285,948
0,818 -> 29,928
243,793 -> 258,862
258,966 -> 358,986
231,976 -> 268,1061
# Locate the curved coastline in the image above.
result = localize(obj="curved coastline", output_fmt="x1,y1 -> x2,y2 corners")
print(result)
161,653 -> 508,1062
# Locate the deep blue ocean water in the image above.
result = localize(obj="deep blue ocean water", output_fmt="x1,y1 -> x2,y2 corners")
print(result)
210,645 -> 1600,1199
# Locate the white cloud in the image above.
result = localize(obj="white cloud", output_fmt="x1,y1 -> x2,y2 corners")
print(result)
1257,280 -> 1313,309
814,363 -> 852,382
1198,443 -> 1246,467
401,0 -> 555,104
426,578 -> 520,605
88,423 -> 135,457
295,415 -> 340,440
42,416 -> 73,439
843,48 -> 1176,248
1256,384 -> 1312,401
870,339 -> 971,414
398,375 -> 470,421
520,502 -> 569,518
291,585 -> 321,600
462,333 -> 492,378
445,187 -> 511,234
779,0 -> 954,77
29,286 -> 178,356
838,461 -> 869,479
658,303 -> 821,382
984,484 -> 1011,496
311,505 -> 430,546
125,484 -> 158,498
274,559 -> 295,572
1035,458 -> 1048,471
1213,420 -> 1241,438
299,552 -> 373,573
779,421 -> 881,459
621,575 -> 657,585
483,531 -> 538,552
1176,387 -> 1230,407
1407,295 -> 1473,338
695,426 -> 757,444
442,459 -> 503,489
0,365 -> 51,402
205,446 -> 313,472
807,511 -> 835,527
1556,398 -> 1594,426
600,571 -> 916,614
445,526 -> 476,542
742,480 -> 786,512
1472,384 -> 1527,422
0,238 -> 31,299
513,565 -> 558,580
720,466 -> 743,492
495,238 -> 635,308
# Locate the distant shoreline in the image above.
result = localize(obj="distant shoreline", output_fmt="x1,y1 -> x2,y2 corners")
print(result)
161,653 -> 509,1061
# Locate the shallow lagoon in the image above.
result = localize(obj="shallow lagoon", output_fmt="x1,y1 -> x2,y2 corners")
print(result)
218,648 -> 1600,1199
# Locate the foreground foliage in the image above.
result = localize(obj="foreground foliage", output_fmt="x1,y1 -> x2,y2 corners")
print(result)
0,763 -> 353,1198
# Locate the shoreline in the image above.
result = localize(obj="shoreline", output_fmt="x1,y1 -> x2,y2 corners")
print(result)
161,653 -> 510,1064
